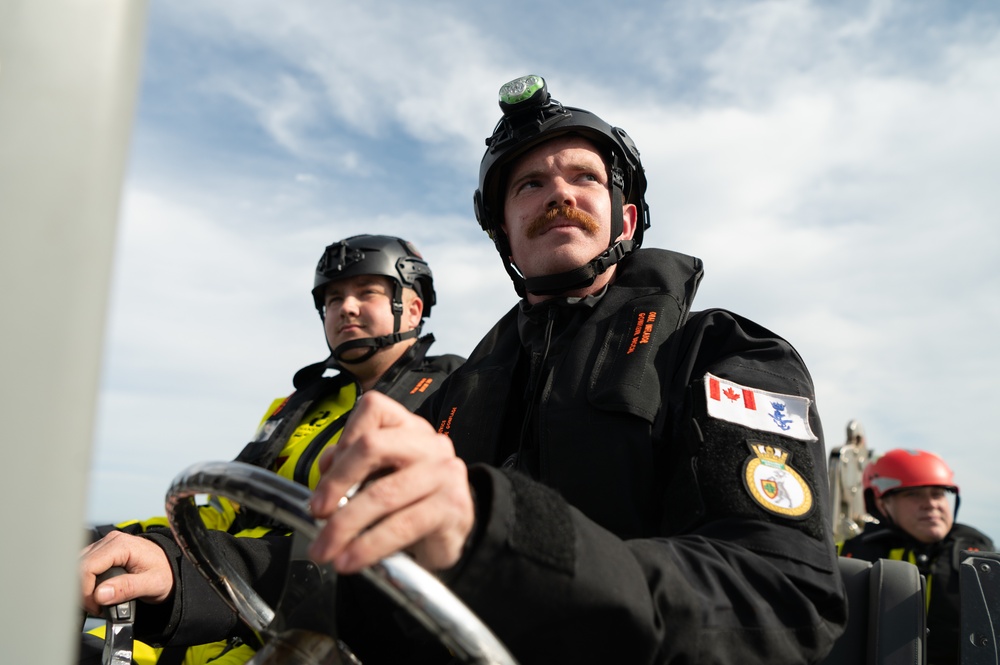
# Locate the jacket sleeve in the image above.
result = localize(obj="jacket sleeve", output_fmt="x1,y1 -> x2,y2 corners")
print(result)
445,309 -> 847,665
130,528 -> 290,648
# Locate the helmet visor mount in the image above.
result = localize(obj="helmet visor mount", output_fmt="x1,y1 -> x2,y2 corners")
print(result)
316,242 -> 366,277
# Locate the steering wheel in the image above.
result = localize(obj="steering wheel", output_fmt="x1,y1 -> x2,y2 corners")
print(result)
165,461 -> 518,665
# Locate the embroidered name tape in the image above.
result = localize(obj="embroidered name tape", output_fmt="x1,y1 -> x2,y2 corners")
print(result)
703,372 -> 817,441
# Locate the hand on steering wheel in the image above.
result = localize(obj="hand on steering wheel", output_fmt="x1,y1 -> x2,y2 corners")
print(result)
166,461 -> 518,665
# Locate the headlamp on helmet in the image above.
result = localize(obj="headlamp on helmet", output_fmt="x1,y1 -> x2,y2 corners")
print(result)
498,75 -> 548,113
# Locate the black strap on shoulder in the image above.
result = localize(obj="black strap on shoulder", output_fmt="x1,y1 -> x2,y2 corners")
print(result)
232,399 -> 315,471
375,334 -> 433,388
291,410 -> 353,487
227,389 -> 328,534
232,371 -> 347,470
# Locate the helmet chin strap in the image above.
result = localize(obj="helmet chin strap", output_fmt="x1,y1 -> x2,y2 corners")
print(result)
518,166 -> 633,297
330,328 -> 421,365
521,237 -> 633,296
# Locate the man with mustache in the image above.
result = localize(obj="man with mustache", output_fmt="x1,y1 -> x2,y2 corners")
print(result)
82,77 -> 846,664
81,234 -> 463,665
841,448 -> 993,665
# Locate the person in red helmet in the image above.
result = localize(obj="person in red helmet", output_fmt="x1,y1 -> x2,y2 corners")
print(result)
840,448 -> 993,665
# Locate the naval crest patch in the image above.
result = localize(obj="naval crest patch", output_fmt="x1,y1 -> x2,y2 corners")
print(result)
743,442 -> 814,519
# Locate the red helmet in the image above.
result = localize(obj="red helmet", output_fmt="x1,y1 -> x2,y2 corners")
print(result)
863,448 -> 959,500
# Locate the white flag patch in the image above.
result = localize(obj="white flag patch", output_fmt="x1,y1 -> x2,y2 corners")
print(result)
703,373 -> 817,441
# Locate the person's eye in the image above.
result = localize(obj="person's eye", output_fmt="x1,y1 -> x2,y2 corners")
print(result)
514,179 -> 541,194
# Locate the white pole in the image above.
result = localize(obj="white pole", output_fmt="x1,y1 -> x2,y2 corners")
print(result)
0,0 -> 148,660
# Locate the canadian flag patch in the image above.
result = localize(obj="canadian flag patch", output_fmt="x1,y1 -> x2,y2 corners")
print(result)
704,373 -> 817,441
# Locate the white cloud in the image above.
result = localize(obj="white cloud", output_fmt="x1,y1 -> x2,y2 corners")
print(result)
156,1 -> 509,167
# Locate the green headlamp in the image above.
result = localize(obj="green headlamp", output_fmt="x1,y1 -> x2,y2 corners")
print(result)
498,75 -> 548,114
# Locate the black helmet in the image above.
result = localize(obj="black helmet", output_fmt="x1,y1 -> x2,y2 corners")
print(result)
473,75 -> 650,297
312,235 -> 435,364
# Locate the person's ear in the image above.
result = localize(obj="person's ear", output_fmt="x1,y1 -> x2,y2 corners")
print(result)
875,495 -> 890,519
620,203 -> 638,241
405,293 -> 423,330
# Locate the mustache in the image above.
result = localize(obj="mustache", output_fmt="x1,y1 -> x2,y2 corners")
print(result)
524,206 -> 601,239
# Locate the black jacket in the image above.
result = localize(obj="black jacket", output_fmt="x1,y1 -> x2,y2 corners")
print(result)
411,248 -> 846,664
841,521 -> 993,665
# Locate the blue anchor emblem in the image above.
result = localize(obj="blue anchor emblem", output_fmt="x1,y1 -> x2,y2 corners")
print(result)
770,401 -> 793,431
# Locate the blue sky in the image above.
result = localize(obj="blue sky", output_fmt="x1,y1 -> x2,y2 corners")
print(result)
89,0 -> 1000,540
